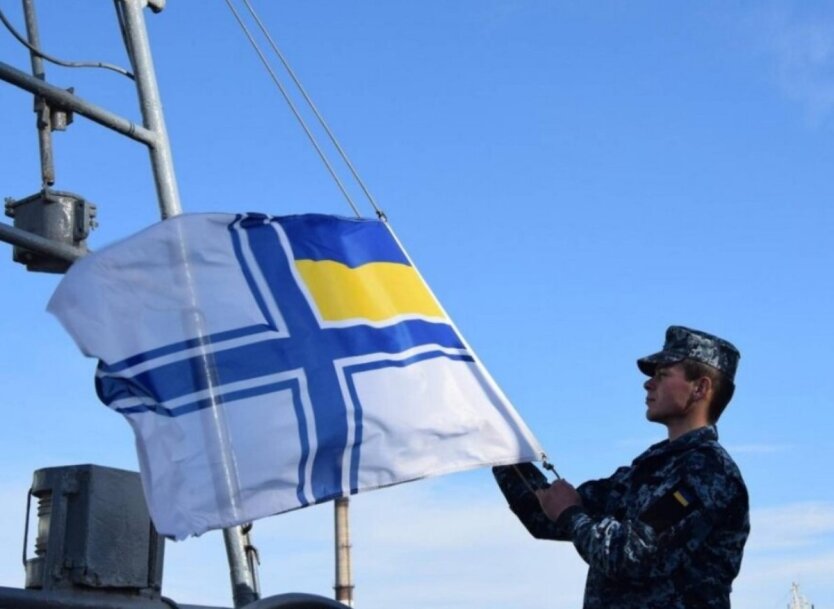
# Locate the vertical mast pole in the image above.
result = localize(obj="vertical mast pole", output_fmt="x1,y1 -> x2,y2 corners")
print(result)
22,0 -> 55,187
334,497 -> 354,607
116,2 -> 257,606
223,526 -> 260,608
118,0 -> 181,219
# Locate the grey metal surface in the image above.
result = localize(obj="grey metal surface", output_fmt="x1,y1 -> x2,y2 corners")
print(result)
5,190 -> 95,272
243,594 -> 349,609
24,465 -> 164,593
147,0 -> 166,13
332,499 -> 352,607
0,589 -> 346,609
118,0 -> 181,219
222,527 -> 259,608
22,0 -> 55,187
0,221 -> 85,265
0,586 -> 175,609
0,61 -> 156,145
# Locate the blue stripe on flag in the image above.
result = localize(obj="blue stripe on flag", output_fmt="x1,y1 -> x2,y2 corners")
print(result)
96,320 -> 465,405
116,377 -> 294,417
100,324 -> 270,374
229,215 -> 281,329
116,377 -> 313,508
275,215 -> 408,268
342,350 -> 475,494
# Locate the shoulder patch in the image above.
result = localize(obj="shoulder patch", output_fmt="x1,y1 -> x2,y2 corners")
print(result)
640,486 -> 700,532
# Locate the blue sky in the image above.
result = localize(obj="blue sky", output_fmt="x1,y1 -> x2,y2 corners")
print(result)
1,2 -> 832,608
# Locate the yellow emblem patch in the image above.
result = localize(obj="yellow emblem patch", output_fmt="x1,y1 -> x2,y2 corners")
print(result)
673,490 -> 690,507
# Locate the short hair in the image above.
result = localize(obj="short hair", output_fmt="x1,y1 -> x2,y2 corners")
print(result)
680,359 -> 735,423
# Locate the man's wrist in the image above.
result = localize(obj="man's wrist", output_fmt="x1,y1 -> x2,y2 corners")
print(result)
554,504 -> 585,532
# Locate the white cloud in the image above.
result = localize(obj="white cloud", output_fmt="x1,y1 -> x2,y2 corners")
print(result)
345,480 -> 588,609
733,502 -> 834,609
125,491 -> 834,608
733,551 -> 834,609
727,442 -> 791,455
754,6 -> 834,124
747,501 -> 834,551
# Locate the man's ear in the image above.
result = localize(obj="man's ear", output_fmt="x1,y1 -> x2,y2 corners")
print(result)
693,377 -> 713,402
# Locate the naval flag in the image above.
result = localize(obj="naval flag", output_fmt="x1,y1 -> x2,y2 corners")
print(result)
48,213 -> 543,539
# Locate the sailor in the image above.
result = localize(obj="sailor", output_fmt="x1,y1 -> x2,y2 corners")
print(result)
494,326 -> 750,609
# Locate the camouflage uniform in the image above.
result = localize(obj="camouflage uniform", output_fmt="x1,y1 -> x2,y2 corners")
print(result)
495,326 -> 749,608
494,427 -> 749,608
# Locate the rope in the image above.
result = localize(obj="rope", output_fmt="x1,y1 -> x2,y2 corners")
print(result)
240,0 -> 386,221
0,6 -> 134,79
511,465 -> 542,495
223,0 -> 361,218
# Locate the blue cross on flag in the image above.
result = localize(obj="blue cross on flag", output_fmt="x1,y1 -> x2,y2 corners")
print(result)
48,213 -> 543,539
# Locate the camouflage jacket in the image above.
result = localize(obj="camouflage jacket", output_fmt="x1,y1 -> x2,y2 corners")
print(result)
493,426 -> 749,609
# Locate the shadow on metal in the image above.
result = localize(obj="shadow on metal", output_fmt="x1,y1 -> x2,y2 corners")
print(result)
0,589 -> 348,609
241,594 -> 348,609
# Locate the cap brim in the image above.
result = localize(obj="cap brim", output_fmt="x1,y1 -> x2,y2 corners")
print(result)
637,352 -> 684,376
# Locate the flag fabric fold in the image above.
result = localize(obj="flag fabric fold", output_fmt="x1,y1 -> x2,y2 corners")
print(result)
48,212 -> 543,539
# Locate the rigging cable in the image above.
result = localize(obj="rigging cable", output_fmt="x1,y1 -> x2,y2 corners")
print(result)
113,0 -> 138,76
0,6 -> 134,79
223,0 -> 362,219
240,0 -> 386,221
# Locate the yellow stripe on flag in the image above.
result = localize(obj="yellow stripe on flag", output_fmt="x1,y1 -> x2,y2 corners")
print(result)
673,490 -> 690,507
296,259 -> 444,322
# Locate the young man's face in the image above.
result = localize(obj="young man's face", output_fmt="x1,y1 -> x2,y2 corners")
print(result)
643,363 -> 696,423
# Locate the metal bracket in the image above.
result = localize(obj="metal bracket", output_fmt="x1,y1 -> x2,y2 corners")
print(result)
4,189 -> 96,272
147,0 -> 166,13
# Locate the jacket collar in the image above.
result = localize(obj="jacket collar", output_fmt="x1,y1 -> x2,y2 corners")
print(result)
638,425 -> 718,462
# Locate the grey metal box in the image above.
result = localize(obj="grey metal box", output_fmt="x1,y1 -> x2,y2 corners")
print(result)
26,464 -> 164,594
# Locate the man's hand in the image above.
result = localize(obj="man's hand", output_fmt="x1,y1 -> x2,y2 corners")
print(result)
536,480 -> 582,522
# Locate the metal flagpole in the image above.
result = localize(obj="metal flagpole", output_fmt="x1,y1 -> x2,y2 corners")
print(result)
21,0 -> 54,188
0,0 -> 352,606
1,2 -> 261,604
116,0 -> 181,219
333,498 -> 354,607
115,1 -> 256,605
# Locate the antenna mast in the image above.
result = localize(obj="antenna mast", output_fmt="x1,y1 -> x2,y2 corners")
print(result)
788,582 -> 814,609
1,1 -> 257,605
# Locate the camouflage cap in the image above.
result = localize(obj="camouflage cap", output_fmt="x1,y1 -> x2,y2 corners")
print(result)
637,326 -> 740,382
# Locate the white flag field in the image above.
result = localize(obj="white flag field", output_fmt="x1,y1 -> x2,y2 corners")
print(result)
48,212 -> 543,539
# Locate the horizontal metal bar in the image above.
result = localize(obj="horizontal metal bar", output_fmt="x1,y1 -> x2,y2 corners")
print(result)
0,222 -> 86,262
0,586 -> 346,609
0,61 -> 157,146
0,586 -> 177,609
0,585 -> 231,609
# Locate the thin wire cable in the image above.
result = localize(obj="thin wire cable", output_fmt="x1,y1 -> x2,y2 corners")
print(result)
241,0 -> 385,220
113,0 -> 137,72
0,6 -> 134,79
223,0 -> 361,218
